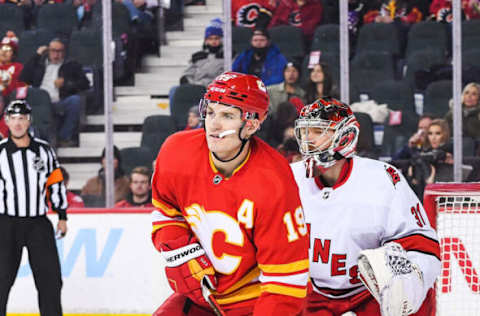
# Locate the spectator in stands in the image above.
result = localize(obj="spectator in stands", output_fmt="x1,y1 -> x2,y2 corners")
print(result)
0,96 -> 8,139
59,166 -> 85,208
276,125 -> 302,163
115,166 -> 153,207
168,18 -> 224,108
19,38 -> 90,147
445,82 -> 480,140
179,18 -> 224,87
393,114 -> 434,160
266,101 -> 298,147
405,118 -> 456,198
363,0 -> 424,24
463,0 -> 480,19
267,60 -> 305,118
118,0 -> 154,25
232,28 -> 287,86
266,0 -> 323,47
0,32 -> 25,97
81,145 -> 130,203
184,106 -> 202,130
232,0 -> 277,28
304,62 -> 337,104
430,0 -> 480,22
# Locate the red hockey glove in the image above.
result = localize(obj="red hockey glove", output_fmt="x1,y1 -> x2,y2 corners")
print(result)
160,235 -> 217,307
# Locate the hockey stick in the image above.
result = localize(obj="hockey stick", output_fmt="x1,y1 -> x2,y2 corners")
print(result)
201,276 -> 226,316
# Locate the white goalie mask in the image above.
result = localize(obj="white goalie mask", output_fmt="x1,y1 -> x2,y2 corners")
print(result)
294,97 -> 360,177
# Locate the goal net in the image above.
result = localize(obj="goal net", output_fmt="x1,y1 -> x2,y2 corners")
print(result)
423,183 -> 480,316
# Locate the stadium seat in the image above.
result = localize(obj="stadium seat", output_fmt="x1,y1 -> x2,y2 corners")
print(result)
232,26 -> 252,56
462,20 -> 480,52
369,80 -> 418,157
10,87 -> 53,142
87,2 -> 132,38
355,23 -> 400,56
311,24 -> 339,55
463,48 -> 480,69
423,80 -> 452,117
17,29 -> 56,64
404,49 -> 446,90
370,80 -> 415,113
37,3 -> 78,38
269,25 -> 305,60
140,115 -> 176,156
0,4 -> 25,37
405,21 -> 448,59
350,51 -> 395,101
120,146 -> 155,175
171,84 -> 206,130
68,30 -> 103,68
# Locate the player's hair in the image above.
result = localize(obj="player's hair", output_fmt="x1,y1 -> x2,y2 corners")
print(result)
129,166 -> 152,182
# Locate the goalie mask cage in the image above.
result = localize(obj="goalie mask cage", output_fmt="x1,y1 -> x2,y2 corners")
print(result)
423,183 -> 480,316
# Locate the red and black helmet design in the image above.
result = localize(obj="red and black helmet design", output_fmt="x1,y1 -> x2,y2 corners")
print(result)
295,97 -> 359,175
200,72 -> 270,121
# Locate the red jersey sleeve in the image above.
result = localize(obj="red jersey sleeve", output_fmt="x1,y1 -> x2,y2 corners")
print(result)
252,165 -> 309,315
151,135 -> 190,251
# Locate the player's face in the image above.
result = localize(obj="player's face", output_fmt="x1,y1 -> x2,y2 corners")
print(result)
130,173 -> 150,197
204,102 -> 245,159
298,126 -> 334,153
427,124 -> 444,149
6,114 -> 30,139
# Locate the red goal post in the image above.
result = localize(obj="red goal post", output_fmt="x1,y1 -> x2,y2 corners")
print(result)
423,183 -> 480,316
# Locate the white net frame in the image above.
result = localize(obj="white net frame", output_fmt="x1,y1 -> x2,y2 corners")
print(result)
424,183 -> 480,316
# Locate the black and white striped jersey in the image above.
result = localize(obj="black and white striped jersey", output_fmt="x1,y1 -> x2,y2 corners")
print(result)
0,137 -> 68,219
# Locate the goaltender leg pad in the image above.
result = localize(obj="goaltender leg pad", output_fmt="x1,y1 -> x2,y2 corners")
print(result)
357,242 -> 425,316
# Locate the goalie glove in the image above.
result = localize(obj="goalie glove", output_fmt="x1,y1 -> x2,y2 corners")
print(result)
357,242 -> 424,316
160,235 -> 217,307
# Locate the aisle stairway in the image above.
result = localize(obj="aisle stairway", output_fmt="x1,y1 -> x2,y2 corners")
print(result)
60,0 -> 223,191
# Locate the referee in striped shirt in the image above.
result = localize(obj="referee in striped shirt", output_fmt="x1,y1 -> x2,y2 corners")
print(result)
0,100 -> 67,316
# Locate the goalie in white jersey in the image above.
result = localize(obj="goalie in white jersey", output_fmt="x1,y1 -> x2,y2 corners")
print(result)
290,97 -> 441,316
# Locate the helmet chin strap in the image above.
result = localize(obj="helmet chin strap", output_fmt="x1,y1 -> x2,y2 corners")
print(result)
212,122 -> 250,163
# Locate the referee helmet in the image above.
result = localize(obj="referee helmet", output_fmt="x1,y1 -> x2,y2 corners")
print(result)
6,100 -> 32,119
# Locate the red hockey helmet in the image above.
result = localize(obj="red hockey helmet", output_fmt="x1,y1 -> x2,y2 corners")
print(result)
200,72 -> 270,121
295,97 -> 359,174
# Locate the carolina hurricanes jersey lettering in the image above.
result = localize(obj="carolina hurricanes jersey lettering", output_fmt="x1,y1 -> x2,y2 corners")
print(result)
152,129 -> 309,310
290,156 -> 440,299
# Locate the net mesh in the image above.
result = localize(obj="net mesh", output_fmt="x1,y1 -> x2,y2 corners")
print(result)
433,189 -> 480,316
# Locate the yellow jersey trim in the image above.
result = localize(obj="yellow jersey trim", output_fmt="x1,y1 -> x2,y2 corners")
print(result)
152,199 -> 182,217
261,283 -> 307,298
152,222 -> 188,234
208,147 -> 252,179
258,259 -> 309,274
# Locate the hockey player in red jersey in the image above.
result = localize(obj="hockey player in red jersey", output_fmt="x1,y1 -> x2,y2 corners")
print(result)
151,72 -> 309,316
290,97 -> 441,316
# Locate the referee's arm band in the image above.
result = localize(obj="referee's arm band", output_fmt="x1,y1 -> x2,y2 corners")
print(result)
55,209 -> 67,220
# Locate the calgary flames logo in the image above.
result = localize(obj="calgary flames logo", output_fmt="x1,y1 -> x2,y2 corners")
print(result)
236,3 -> 260,27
